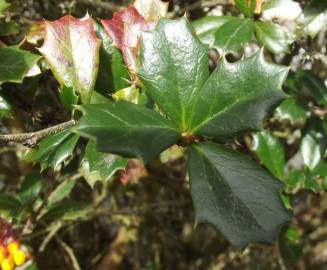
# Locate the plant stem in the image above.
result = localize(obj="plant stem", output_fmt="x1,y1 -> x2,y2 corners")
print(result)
0,120 -> 76,146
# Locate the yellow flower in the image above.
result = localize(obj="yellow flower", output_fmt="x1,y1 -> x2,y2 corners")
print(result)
1,256 -> 14,270
7,242 -> 19,256
13,250 -> 26,266
0,246 -> 5,264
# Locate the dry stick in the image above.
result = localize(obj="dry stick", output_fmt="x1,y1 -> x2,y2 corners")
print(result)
77,0 -> 123,11
0,120 -> 76,146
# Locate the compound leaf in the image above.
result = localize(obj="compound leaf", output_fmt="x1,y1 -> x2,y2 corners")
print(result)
75,101 -> 181,162
252,131 -> 285,180
187,142 -> 291,248
255,21 -> 290,54
213,18 -> 255,53
190,51 -> 288,140
139,17 -> 209,130
0,46 -> 41,84
192,16 -> 234,45
81,140 -> 127,188
27,129 -> 79,171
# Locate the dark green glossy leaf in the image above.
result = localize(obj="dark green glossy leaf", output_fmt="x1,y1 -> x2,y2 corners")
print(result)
213,18 -> 255,53
94,21 -> 130,94
41,201 -> 91,221
29,129 -> 79,171
0,46 -> 41,84
300,119 -> 327,170
190,51 -> 288,140
298,0 -> 327,37
18,173 -> 43,205
187,142 -> 291,248
47,178 -> 78,206
0,195 -> 22,213
81,140 -> 127,188
255,21 -> 290,54
59,86 -> 79,110
139,17 -> 209,130
275,98 -> 307,124
234,0 -> 256,17
299,70 -> 327,106
252,131 -> 285,180
75,101 -> 181,162
0,21 -> 19,36
192,16 -> 234,45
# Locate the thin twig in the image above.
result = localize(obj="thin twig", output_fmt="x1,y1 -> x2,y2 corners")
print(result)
0,120 -> 76,146
77,0 -> 123,12
56,237 -> 81,270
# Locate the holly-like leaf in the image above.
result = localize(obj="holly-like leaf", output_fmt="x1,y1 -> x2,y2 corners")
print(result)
93,21 -> 130,94
300,119 -> 327,170
234,0 -> 256,17
134,0 -> 168,21
101,7 -> 154,76
47,178 -> 78,206
59,86 -> 79,110
75,101 -> 181,162
275,98 -> 307,124
81,140 -> 127,188
190,51 -> 288,140
0,46 -> 41,84
187,142 -> 291,248
298,0 -> 327,38
298,70 -> 327,106
252,131 -> 285,180
41,201 -> 91,221
0,195 -> 22,215
255,21 -> 290,54
192,16 -> 234,45
18,173 -> 43,206
27,129 -> 79,171
39,15 -> 101,103
139,17 -> 209,130
0,21 -> 19,36
213,18 -> 255,53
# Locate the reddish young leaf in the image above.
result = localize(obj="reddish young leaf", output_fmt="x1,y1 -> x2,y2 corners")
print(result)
101,7 -> 155,77
39,15 -> 100,103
